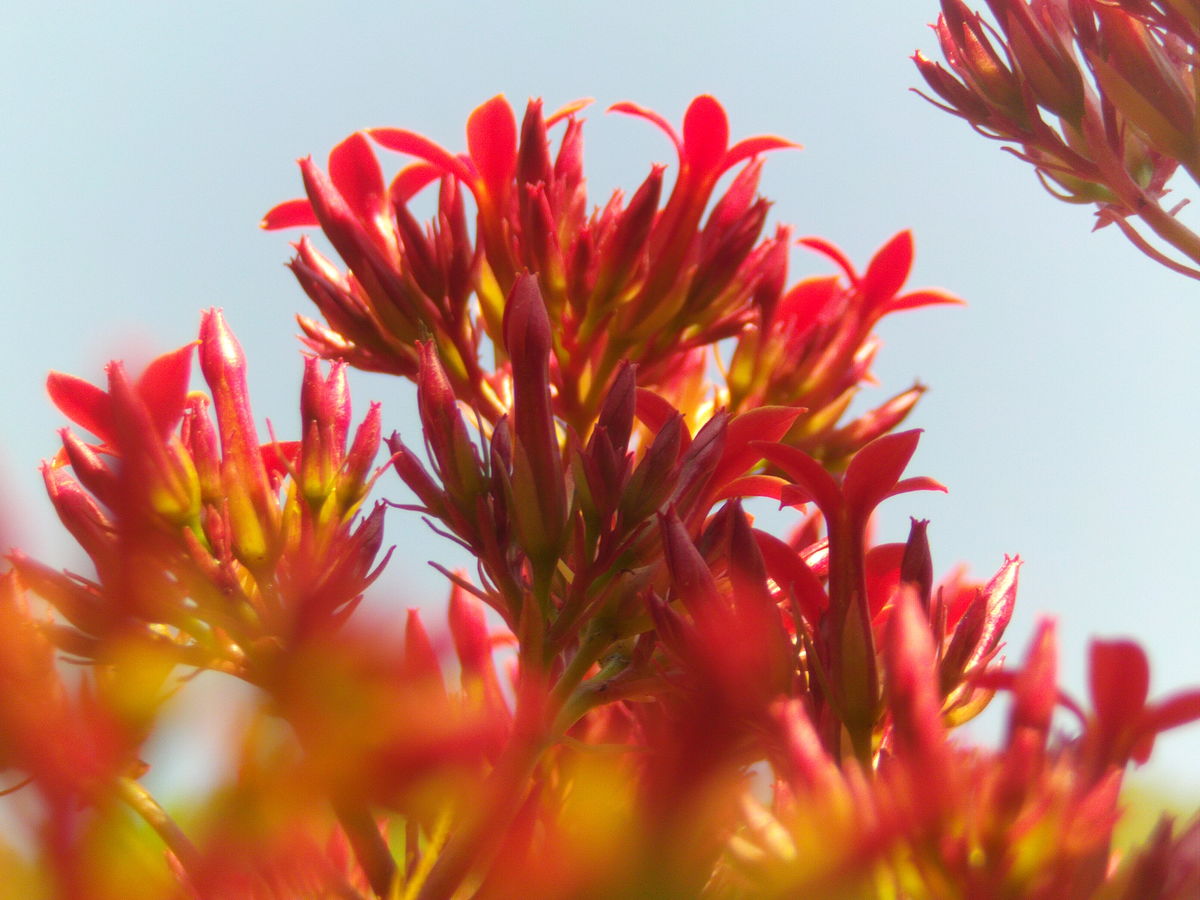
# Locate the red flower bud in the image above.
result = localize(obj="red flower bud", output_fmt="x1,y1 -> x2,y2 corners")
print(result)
199,309 -> 271,516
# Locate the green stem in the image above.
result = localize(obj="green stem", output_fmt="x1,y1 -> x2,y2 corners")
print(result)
551,647 -> 632,735
334,800 -> 398,899
115,776 -> 202,879
549,623 -> 615,713
413,720 -> 547,900
415,628 -> 614,899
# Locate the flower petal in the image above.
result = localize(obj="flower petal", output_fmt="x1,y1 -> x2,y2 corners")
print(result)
467,95 -> 518,200
46,372 -> 113,444
681,94 -> 729,178
136,341 -> 196,439
843,429 -> 924,524
328,132 -> 386,224
260,197 -> 318,230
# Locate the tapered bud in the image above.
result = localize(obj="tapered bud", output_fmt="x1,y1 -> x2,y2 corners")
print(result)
58,429 -> 116,509
1085,6 -> 1197,160
9,552 -> 107,637
503,276 -> 565,550
221,456 -> 270,567
517,99 -> 552,189
182,395 -> 222,502
658,509 -> 722,617
339,402 -> 382,511
439,176 -> 473,305
301,357 -> 352,450
672,411 -> 727,520
393,197 -> 443,300
386,432 -> 448,519
912,50 -> 997,123
42,463 -> 113,560
939,1 -> 1026,115
619,412 -> 683,525
594,361 -> 637,456
448,582 -> 509,730
1017,4 -> 1085,119
199,309 -> 271,514
942,555 -> 1020,691
415,340 -> 486,500
404,608 -> 445,691
593,167 -> 663,305
1009,617 -> 1059,739
883,586 -> 949,769
899,518 -> 933,614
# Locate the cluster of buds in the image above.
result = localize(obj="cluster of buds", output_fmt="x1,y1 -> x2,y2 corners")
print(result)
265,94 -> 957,468
915,0 -> 1200,277
15,309 -> 387,674
1,90 -> 1197,899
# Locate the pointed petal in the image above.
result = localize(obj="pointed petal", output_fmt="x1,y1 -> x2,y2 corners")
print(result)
710,406 -> 805,492
723,134 -> 802,171
368,128 -> 475,185
467,95 -> 518,199
682,94 -> 729,178
1090,640 -> 1150,730
753,529 -> 829,624
136,341 -> 195,438
886,475 -> 948,499
544,97 -> 592,127
864,542 -> 906,620
843,429 -> 923,524
328,132 -> 386,223
405,608 -> 445,691
799,236 -> 859,283
607,101 -> 682,155
753,441 -> 841,519
886,288 -> 965,313
712,474 -> 790,503
1144,690 -> 1200,736
1010,618 -> 1059,736
658,509 -> 722,615
635,388 -> 693,453
46,373 -> 113,444
388,162 -> 442,205
860,231 -> 914,312
260,197 -> 318,230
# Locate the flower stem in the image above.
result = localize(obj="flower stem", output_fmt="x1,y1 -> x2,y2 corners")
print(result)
1133,198 -> 1200,278
413,721 -> 547,900
414,629 -> 610,899
115,776 -> 202,879
334,799 -> 398,899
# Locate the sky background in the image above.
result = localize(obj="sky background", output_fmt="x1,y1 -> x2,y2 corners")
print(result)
2,1 -> 1198,801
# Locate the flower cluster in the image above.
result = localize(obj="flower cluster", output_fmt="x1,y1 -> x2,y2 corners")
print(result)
1,87 -> 1197,899
915,0 -> 1200,278
264,94 -> 957,466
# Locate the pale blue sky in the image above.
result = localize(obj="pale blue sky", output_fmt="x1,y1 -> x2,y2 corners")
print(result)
3,1 -> 1198,793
